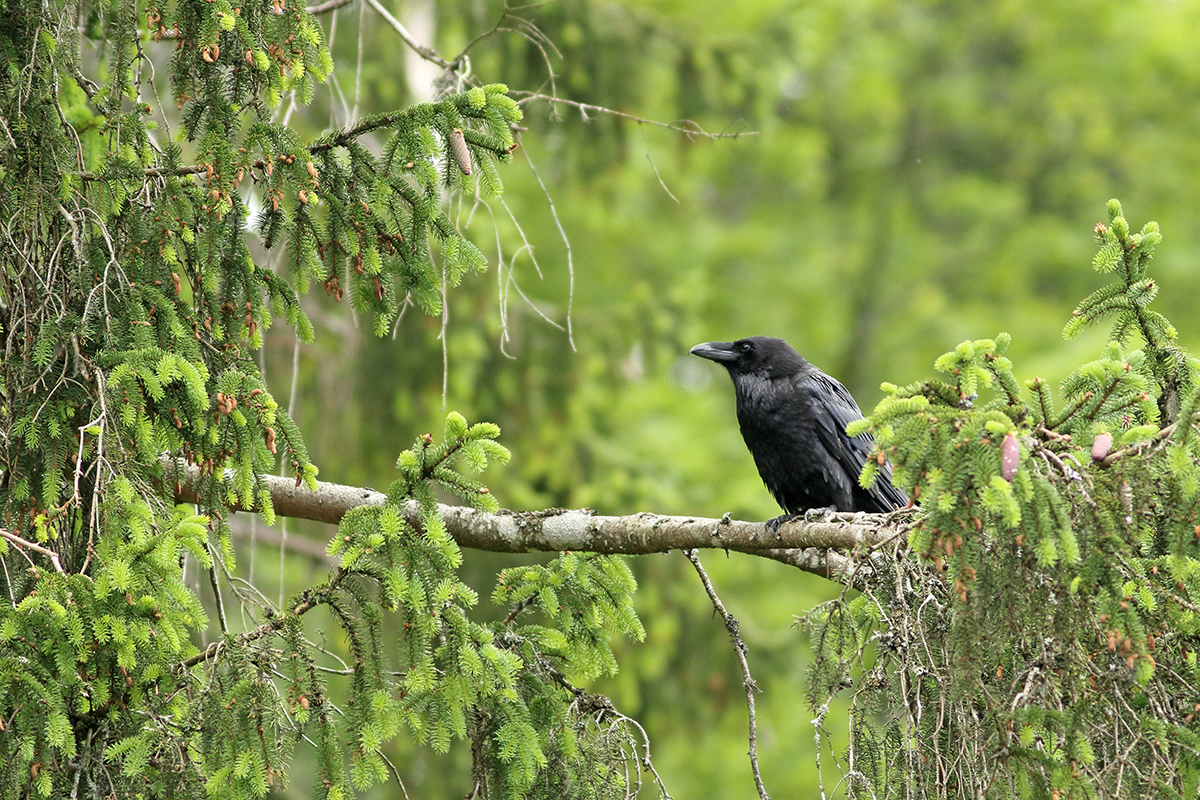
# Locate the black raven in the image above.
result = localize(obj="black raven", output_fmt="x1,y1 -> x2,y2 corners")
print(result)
690,336 -> 908,517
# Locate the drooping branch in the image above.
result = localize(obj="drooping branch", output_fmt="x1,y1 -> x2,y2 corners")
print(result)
171,463 -> 910,581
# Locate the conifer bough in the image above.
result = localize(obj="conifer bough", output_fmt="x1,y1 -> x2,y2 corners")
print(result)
6,0 -> 1200,793
0,1 -> 635,797
807,200 -> 1200,799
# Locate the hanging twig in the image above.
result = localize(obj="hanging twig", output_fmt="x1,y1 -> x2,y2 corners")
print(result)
645,154 -> 680,203
522,146 -> 576,350
683,548 -> 771,800
207,544 -> 229,635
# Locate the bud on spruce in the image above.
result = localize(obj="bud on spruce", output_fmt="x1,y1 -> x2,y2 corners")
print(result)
1001,433 -> 1019,481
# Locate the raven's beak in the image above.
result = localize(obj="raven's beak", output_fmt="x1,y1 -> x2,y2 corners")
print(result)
689,341 -> 738,363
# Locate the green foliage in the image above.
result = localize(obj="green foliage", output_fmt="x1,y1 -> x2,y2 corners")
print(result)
1064,200 -> 1193,424
0,1 -> 568,798
808,202 -> 1200,798
0,498 -> 212,798
495,553 -> 645,683
319,417 -> 646,800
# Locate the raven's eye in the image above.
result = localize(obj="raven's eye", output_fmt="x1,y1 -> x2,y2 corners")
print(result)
739,342 -> 753,353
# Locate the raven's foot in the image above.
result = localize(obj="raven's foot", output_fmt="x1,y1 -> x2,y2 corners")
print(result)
765,514 -> 797,538
766,507 -> 838,538
803,505 -> 838,522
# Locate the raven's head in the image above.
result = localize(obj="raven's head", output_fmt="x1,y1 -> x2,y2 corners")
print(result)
689,336 -> 808,378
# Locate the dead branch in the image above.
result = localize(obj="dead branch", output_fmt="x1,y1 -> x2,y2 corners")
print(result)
0,527 -> 65,574
510,92 -> 756,140
171,462 -> 908,579
685,549 -> 771,800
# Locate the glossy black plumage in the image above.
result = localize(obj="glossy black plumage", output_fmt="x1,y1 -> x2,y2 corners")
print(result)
690,336 -> 908,515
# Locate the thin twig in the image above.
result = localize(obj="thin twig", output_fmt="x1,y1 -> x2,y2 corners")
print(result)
81,369 -> 110,574
362,0 -> 456,70
683,549 -> 770,800
0,528 -> 65,574
502,595 -> 538,626
522,146 -> 575,350
280,332 -> 301,610
180,567 -> 348,669
351,0 -> 365,121
207,544 -> 229,635
379,750 -> 412,800
511,92 -> 756,140
73,413 -> 104,504
306,0 -> 355,13
645,154 -> 679,203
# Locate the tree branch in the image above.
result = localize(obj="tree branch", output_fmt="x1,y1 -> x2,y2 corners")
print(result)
171,464 -> 909,670
0,527 -> 65,574
361,0 -> 456,70
305,0 -> 356,13
171,463 -> 909,574
510,92 -> 756,140
684,549 -> 771,800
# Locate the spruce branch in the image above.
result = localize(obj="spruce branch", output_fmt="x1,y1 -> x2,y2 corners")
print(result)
76,95 -> 517,183
74,164 -> 209,182
1098,414 -> 1198,467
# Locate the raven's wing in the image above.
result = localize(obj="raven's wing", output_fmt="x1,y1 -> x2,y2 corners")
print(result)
798,370 -> 908,512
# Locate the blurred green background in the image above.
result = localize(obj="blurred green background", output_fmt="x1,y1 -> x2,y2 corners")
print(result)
238,0 -> 1200,796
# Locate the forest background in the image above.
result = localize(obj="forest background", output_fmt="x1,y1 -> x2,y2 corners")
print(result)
191,0 -> 1200,796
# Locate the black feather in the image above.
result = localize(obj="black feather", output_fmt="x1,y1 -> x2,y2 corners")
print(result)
690,336 -> 908,514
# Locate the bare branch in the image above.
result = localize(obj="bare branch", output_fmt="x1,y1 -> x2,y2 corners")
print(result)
361,0 -> 455,70
646,154 -> 680,203
206,545 -> 228,635
521,146 -> 575,349
684,549 -> 771,800
179,564 -> 350,669
172,462 -> 898,551
510,92 -> 757,140
169,462 -> 910,586
306,0 -> 356,13
0,527 -> 65,574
